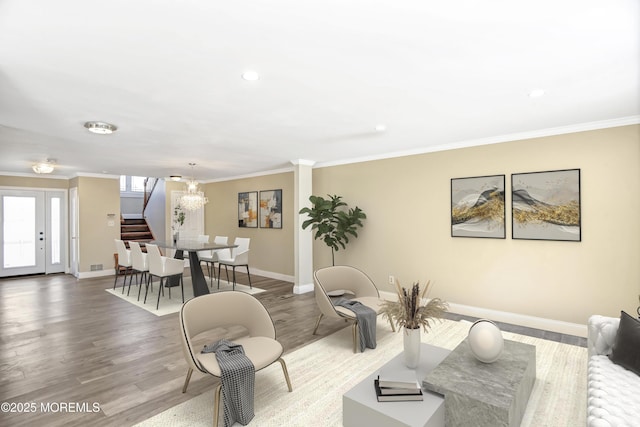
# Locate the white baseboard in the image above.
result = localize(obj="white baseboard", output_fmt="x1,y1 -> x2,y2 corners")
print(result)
447,302 -> 587,338
293,283 -> 314,294
249,268 -> 294,283
247,267 -> 312,294
378,291 -> 587,338
78,269 -> 116,279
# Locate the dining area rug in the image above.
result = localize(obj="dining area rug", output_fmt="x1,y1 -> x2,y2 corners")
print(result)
135,318 -> 587,426
106,277 -> 265,317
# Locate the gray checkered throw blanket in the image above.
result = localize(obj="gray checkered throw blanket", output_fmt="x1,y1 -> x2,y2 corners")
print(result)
334,298 -> 377,351
202,339 -> 255,427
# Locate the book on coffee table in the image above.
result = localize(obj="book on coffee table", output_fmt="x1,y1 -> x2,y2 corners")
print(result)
374,379 -> 423,402
376,374 -> 421,390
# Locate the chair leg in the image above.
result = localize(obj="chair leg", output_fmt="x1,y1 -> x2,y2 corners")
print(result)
144,275 -> 151,304
232,266 -> 236,290
245,265 -> 252,288
224,265 -> 230,287
205,262 -> 212,288
121,268 -> 130,293
213,383 -> 222,427
182,368 -> 193,393
216,264 -> 221,289
278,358 -> 293,392
181,275 -> 184,303
352,322 -> 359,353
127,271 -> 136,296
156,277 -> 163,310
113,267 -> 119,290
312,314 -> 324,335
137,273 -> 144,301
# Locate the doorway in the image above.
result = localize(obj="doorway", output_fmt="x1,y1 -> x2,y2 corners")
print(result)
0,189 -> 67,277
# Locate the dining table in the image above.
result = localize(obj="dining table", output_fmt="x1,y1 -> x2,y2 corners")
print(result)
150,240 -> 237,298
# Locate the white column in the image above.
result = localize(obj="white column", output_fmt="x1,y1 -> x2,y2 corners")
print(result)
291,159 -> 315,294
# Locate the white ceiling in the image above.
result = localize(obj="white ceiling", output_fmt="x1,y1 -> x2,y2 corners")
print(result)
0,0 -> 638,181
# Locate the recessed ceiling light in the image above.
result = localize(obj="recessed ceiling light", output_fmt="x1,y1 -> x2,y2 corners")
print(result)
375,124 -> 387,132
528,89 -> 546,98
241,70 -> 260,81
84,121 -> 117,134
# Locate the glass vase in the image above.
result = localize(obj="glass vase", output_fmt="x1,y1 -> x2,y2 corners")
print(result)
403,327 -> 421,368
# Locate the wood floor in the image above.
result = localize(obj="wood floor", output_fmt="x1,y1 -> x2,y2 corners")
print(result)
0,271 -> 349,427
0,270 -> 586,427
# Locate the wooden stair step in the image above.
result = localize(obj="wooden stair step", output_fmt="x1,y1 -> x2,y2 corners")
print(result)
121,231 -> 154,239
121,224 -> 149,232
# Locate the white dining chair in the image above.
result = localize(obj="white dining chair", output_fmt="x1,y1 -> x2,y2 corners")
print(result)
217,237 -> 251,290
200,235 -> 229,287
128,241 -> 149,300
114,239 -> 132,292
145,243 -> 185,310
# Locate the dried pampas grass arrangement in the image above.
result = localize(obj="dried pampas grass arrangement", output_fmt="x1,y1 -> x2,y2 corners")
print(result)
381,280 -> 448,331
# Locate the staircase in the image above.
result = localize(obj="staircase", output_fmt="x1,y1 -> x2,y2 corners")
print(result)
120,218 -> 154,247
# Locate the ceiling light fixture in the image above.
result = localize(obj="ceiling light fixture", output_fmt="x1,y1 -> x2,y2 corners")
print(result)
84,121 -> 118,134
180,163 -> 208,211
32,159 -> 55,174
375,124 -> 387,132
241,70 -> 260,81
169,175 -> 182,181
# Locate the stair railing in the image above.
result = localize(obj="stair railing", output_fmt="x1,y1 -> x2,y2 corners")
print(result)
143,177 -> 159,216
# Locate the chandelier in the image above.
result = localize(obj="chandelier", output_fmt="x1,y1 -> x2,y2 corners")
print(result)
180,163 -> 208,211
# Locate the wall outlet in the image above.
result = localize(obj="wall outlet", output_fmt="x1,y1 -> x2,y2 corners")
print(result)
388,275 -> 394,285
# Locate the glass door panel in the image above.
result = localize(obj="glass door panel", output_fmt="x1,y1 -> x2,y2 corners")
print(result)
46,191 -> 66,273
0,191 -> 45,276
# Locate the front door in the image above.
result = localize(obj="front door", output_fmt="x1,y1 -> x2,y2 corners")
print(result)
0,189 -> 66,277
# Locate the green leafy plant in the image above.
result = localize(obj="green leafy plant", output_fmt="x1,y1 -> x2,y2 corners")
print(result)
380,280 -> 448,331
172,204 -> 185,231
299,194 -> 366,265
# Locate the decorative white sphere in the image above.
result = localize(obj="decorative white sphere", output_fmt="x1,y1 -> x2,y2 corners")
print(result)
468,319 -> 504,363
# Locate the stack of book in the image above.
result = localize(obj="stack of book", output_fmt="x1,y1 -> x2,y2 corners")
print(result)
374,375 -> 423,402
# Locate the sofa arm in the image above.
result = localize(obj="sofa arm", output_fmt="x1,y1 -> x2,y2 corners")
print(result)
587,315 -> 620,358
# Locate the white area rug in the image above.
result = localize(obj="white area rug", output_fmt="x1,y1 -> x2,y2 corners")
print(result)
135,319 -> 587,426
106,277 -> 265,316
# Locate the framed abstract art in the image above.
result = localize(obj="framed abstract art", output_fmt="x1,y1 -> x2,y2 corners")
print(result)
451,175 -> 506,239
511,169 -> 581,241
259,189 -> 282,229
238,191 -> 258,228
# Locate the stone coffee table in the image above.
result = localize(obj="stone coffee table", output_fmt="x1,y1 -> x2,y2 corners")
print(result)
422,338 -> 536,427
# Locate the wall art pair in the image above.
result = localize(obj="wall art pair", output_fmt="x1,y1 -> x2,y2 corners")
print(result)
238,189 -> 282,229
451,169 -> 581,241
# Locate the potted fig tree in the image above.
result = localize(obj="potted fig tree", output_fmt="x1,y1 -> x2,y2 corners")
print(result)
299,194 -> 366,266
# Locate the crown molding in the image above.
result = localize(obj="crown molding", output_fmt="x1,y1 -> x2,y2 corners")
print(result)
315,116 -> 640,169
203,166 -> 294,183
72,172 -> 120,179
290,159 -> 316,166
0,171 -> 69,180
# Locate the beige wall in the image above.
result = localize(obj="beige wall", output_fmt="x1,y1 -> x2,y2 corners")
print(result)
311,125 -> 640,325
203,172 -> 295,276
0,175 -> 69,189
74,176 -> 120,273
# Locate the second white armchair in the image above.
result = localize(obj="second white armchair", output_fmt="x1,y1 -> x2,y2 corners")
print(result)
217,237 -> 251,290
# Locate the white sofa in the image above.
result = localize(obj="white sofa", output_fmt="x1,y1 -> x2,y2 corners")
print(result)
587,315 -> 640,427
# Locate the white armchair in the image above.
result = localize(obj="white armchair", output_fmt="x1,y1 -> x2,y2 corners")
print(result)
199,235 -> 229,287
217,237 -> 251,290
114,239 -> 132,292
128,241 -> 149,299
145,243 -> 185,310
